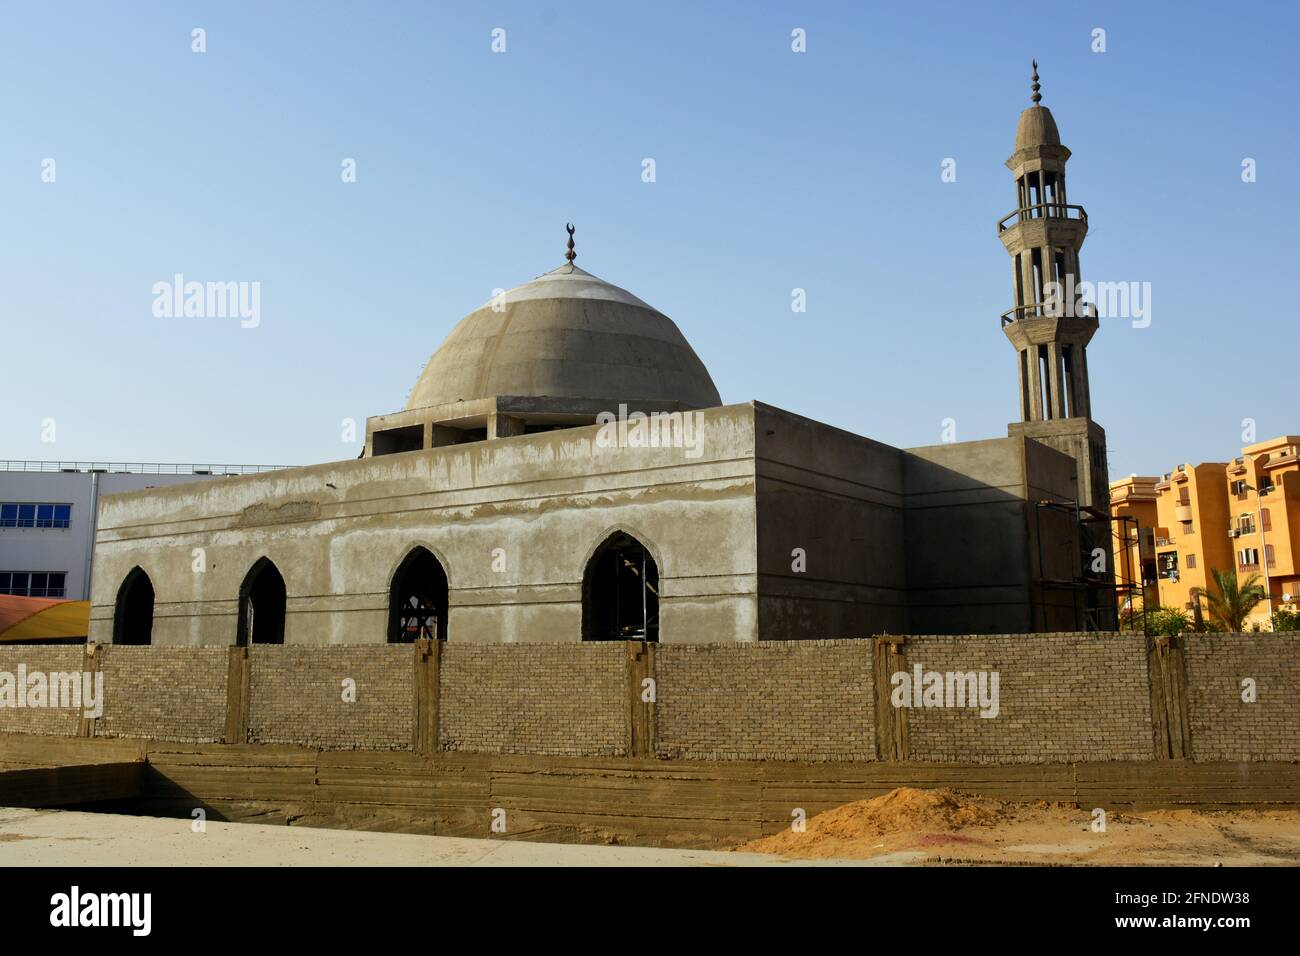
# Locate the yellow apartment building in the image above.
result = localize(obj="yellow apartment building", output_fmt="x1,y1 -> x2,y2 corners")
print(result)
1151,462 -> 1233,626
1225,436 -> 1300,628
1109,474 -> 1159,612
1110,436 -> 1300,631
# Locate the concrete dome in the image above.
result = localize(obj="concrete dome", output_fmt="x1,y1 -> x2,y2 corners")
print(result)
1015,105 -> 1061,149
406,264 -> 721,411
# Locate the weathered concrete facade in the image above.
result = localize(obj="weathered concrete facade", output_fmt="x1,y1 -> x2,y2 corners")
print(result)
91,402 -> 760,646
89,400 -> 1086,644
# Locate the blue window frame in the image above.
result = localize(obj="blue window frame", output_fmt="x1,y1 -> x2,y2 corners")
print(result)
0,502 -> 71,529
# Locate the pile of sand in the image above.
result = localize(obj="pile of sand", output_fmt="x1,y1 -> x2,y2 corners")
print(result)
740,787 -> 1019,859
738,789 -> 1300,865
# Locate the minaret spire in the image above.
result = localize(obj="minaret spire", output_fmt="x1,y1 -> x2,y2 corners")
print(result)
1031,60 -> 1041,104
564,223 -> 576,264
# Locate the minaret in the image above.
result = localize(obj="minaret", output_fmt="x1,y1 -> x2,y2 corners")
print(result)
1001,63 -> 1108,516
1001,61 -> 1095,425
1001,63 -> 1114,631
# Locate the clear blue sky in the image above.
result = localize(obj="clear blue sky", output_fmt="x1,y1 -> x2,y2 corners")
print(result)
2,1 -> 1295,478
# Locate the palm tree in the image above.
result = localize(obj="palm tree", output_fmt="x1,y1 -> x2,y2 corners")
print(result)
1205,568 -> 1267,633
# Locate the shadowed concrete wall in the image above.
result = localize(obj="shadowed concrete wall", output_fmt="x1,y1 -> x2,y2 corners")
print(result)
88,404 -> 761,646
754,405 -> 907,640
902,437 -> 1079,634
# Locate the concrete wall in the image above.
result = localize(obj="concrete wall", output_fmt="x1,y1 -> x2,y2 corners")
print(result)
754,405 -> 907,640
1184,632 -> 1300,762
902,632 -> 1153,763
902,437 -> 1038,634
88,405 -> 760,646
438,643 -> 627,756
247,646 -> 412,750
655,641 -> 875,761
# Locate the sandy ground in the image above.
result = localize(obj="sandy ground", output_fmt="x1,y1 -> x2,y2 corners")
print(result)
0,806 -> 880,867
4,790 -> 1298,866
737,788 -> 1300,866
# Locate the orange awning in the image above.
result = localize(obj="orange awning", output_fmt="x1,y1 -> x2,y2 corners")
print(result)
0,595 -> 90,642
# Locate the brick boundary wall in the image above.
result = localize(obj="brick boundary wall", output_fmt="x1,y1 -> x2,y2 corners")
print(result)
1184,632 -> 1300,763
0,646 -> 87,739
247,646 -> 413,750
655,641 -> 875,761
895,633 -> 1154,764
95,646 -> 228,744
438,643 -> 627,756
0,633 -> 1295,764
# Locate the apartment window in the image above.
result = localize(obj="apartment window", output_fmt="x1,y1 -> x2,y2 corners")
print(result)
1180,520 -> 1194,535
1237,515 -> 1256,535
1262,508 -> 1272,532
1157,552 -> 1179,579
0,503 -> 72,529
1238,548 -> 1260,568
1232,479 -> 1248,499
1178,491 -> 1190,506
1186,554 -> 1197,569
1266,544 -> 1276,568
0,571 -> 67,597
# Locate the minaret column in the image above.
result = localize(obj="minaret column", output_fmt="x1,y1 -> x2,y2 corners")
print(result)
1048,344 -> 1067,418
1026,347 -> 1044,419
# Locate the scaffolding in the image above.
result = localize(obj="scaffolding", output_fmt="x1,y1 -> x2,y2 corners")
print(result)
1030,497 -> 1147,635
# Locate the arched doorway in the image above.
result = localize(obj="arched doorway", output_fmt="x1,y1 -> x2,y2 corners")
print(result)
582,531 -> 659,641
237,558 -> 286,645
388,547 -> 449,642
112,567 -> 154,645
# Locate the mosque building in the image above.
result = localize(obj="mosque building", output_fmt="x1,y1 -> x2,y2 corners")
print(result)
91,68 -> 1116,647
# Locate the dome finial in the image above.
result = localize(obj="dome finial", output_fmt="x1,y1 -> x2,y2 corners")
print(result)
564,223 -> 576,264
1031,60 -> 1042,104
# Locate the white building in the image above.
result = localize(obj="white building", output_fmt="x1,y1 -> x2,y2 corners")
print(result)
0,462 -> 283,601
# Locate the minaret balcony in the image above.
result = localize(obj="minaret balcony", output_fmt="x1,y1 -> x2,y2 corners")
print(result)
997,202 -> 1087,232
1000,301 -> 1098,327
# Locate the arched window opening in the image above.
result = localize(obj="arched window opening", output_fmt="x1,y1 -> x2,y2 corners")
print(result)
237,558 -> 286,645
388,547 -> 449,642
582,532 -> 659,642
112,567 -> 154,645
